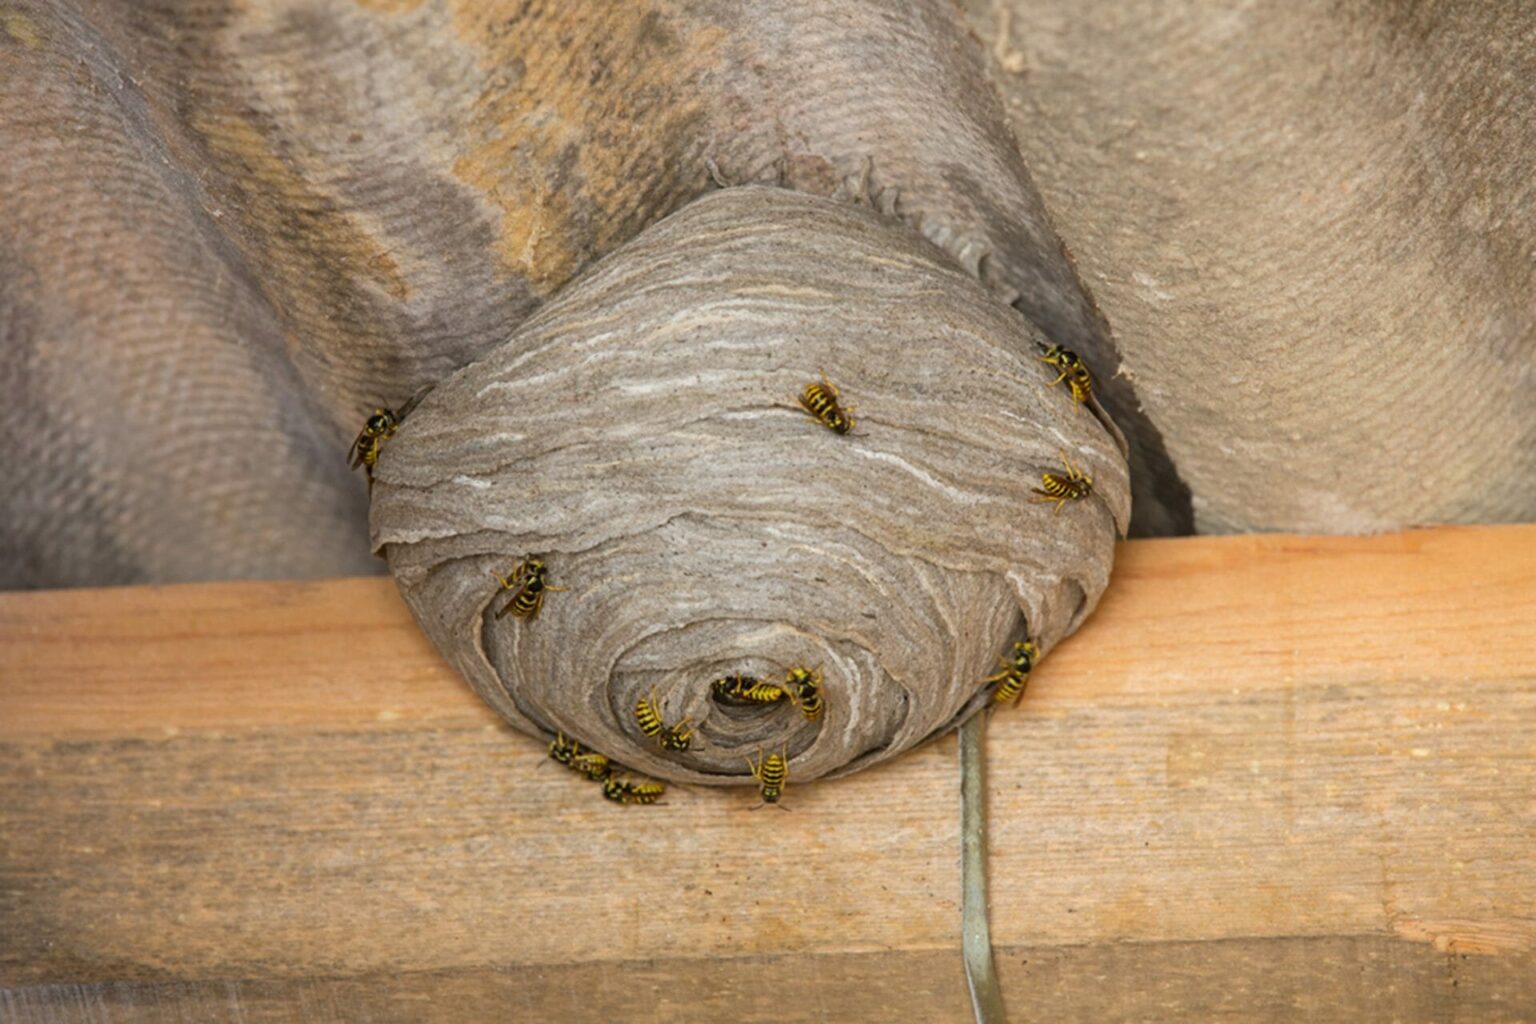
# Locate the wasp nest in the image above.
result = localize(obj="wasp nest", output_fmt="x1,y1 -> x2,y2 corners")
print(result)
368,186 -> 1129,788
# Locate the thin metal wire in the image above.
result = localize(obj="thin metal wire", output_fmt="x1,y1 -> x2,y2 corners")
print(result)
960,713 -> 1006,1023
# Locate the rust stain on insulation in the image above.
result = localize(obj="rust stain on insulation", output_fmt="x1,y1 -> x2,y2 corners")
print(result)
446,1 -> 722,294
353,0 -> 427,13
190,111 -> 411,304
1,9 -> 43,49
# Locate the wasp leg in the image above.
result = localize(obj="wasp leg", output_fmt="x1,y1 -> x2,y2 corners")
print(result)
493,560 -> 530,592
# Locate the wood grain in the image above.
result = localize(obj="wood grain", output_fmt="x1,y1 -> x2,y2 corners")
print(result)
2,525 -> 1534,1021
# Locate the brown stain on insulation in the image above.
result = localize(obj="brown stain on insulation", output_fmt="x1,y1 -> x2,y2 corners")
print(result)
353,0 -> 425,14
447,2 -> 723,295
192,110 -> 410,306
1,9 -> 43,48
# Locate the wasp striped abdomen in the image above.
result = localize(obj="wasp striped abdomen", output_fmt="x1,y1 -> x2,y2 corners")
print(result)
635,689 -> 665,743
572,752 -> 612,781
1040,344 -> 1094,409
660,720 -> 693,752
493,558 -> 566,621
548,733 -> 613,785
786,666 -> 824,721
747,749 -> 790,809
711,674 -> 788,707
635,689 -> 692,752
603,776 -> 666,805
1031,452 -> 1093,513
348,392 -> 422,484
798,373 -> 856,434
984,640 -> 1040,707
348,408 -> 400,481
548,731 -> 581,768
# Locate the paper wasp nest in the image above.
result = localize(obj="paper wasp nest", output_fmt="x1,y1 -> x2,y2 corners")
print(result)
369,186 -> 1129,786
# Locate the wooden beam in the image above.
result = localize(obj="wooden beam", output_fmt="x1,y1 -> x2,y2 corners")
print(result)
2,525 -> 1533,1021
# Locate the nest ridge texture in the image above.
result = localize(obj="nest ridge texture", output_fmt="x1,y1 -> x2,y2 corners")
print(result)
370,186 -> 1129,786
